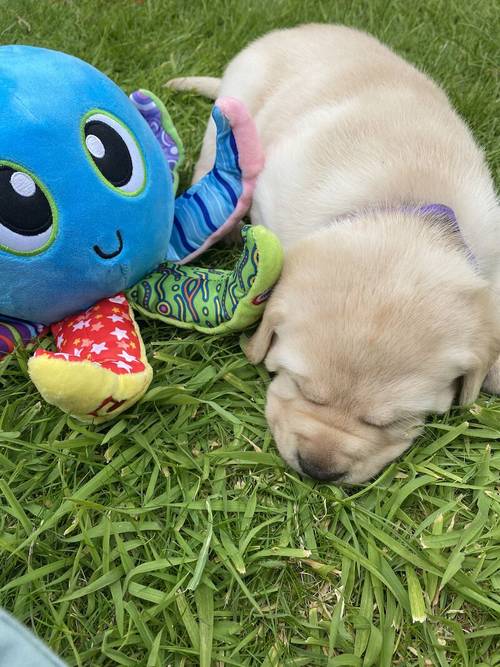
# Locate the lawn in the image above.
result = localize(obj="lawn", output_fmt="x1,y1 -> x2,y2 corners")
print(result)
0,0 -> 499,665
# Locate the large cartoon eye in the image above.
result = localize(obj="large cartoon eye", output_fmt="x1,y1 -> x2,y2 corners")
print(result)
0,164 -> 55,254
83,112 -> 145,194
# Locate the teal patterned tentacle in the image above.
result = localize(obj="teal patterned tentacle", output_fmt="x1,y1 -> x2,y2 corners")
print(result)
130,260 -> 254,329
128,225 -> 284,335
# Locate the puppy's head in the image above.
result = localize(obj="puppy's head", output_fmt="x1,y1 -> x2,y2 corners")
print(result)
246,213 -> 500,484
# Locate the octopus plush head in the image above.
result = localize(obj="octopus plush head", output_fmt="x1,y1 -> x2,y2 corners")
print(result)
0,45 -> 173,325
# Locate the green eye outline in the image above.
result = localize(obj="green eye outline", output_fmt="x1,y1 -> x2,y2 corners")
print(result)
81,109 -> 147,197
0,160 -> 58,257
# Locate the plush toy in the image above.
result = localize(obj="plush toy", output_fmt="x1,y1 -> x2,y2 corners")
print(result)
0,46 -> 282,422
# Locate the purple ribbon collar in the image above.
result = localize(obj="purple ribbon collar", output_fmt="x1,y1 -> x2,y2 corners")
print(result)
338,203 -> 475,268
414,203 -> 476,267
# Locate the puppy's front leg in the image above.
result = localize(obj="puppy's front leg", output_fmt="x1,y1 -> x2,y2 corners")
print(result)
482,358 -> 500,395
483,274 -> 500,396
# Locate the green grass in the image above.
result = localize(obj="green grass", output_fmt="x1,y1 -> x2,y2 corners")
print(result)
0,0 -> 499,665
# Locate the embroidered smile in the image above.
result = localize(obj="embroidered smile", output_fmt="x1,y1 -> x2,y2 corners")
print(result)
93,230 -> 123,259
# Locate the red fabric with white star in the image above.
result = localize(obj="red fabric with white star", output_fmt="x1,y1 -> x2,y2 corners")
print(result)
33,293 -> 145,374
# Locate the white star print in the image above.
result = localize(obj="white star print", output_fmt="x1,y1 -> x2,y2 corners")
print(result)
118,350 -> 136,363
109,295 -> 126,304
72,319 -> 90,331
107,314 -> 125,323
73,348 -> 82,357
57,334 -> 65,347
111,327 -> 128,341
91,342 -> 108,355
55,353 -> 70,360
114,360 -> 132,373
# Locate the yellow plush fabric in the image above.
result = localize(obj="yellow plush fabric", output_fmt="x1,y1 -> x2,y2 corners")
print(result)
28,307 -> 152,423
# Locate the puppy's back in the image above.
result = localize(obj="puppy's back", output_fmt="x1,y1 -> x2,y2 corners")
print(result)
219,24 -> 499,281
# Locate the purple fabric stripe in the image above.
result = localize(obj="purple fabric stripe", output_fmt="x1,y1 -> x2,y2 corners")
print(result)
0,326 -> 15,357
130,90 -> 180,176
0,316 -> 42,358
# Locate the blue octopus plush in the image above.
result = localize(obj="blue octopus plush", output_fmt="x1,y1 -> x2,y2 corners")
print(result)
0,46 -> 282,422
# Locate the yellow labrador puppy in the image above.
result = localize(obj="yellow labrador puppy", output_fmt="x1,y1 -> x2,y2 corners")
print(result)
169,24 -> 500,483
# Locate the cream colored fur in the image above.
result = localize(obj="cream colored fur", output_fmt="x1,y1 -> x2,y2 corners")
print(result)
168,24 -> 500,483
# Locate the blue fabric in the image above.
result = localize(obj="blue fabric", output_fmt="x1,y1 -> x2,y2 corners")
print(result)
0,46 -> 173,325
0,609 -> 67,667
167,106 -> 243,261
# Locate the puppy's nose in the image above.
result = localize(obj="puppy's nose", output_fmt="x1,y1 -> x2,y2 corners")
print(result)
297,453 -> 345,483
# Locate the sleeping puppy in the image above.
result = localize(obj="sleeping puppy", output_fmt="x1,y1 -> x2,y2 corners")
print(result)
169,24 -> 500,483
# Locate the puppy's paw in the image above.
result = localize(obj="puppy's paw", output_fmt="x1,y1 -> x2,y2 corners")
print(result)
482,357 -> 500,395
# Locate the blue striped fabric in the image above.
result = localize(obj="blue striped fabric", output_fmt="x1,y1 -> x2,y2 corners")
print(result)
167,105 -> 243,262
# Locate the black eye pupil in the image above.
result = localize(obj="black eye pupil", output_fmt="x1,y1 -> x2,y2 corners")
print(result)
0,166 -> 52,236
84,120 -> 133,187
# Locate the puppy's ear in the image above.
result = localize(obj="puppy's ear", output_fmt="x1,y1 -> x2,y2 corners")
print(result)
458,289 -> 500,405
244,301 -> 280,364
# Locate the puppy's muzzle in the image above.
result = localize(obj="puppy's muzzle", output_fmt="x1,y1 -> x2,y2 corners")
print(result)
297,452 -> 346,483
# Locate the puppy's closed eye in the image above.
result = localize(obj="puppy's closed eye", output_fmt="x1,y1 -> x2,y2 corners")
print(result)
291,376 -> 329,406
361,416 -> 399,428
361,415 -> 416,429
